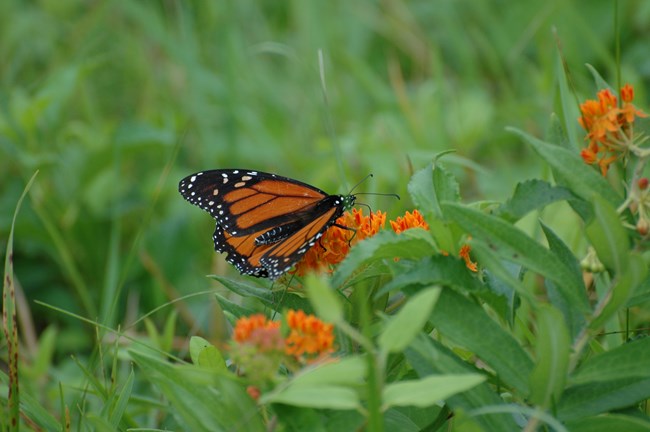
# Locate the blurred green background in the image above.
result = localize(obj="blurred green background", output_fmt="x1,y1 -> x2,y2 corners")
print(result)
1,0 -> 648,357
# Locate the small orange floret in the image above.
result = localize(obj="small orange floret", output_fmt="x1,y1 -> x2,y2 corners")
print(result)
233,314 -> 281,343
390,209 -> 430,234
459,244 -> 478,272
578,84 -> 647,176
285,309 -> 335,360
293,209 -> 385,276
621,83 -> 634,103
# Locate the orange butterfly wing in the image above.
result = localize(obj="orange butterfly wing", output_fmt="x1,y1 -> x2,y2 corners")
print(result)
179,169 -> 355,278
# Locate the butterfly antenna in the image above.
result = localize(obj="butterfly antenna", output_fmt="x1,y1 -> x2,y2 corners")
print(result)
348,173 -> 374,194
354,192 -> 401,200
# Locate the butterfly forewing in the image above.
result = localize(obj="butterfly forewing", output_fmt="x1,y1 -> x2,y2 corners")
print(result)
179,169 -> 329,235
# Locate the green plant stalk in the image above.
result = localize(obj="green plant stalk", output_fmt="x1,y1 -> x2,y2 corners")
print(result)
3,172 -> 39,431
357,281 -> 383,432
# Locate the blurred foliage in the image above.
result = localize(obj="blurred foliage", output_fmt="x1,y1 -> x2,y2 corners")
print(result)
1,0 -> 650,430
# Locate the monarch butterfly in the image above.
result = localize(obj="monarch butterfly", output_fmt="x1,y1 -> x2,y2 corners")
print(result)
178,169 -> 356,279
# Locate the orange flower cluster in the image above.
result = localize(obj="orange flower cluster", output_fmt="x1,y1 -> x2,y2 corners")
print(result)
293,208 -> 478,275
579,84 -> 647,175
293,208 -> 386,276
285,309 -> 335,361
232,314 -> 283,353
390,210 -> 430,233
232,310 -> 335,361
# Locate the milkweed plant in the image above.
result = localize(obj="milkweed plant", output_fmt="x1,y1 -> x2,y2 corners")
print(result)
126,76 -> 650,431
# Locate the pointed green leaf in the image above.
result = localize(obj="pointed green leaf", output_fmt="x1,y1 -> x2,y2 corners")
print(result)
556,54 -> 581,150
408,163 -> 438,216
190,336 -> 227,371
375,255 -> 484,298
571,337 -> 650,385
430,289 -> 534,395
379,287 -> 441,352
211,275 -> 312,313
558,377 -> 650,421
508,127 -> 620,206
585,195 -> 630,275
4,171 -> 38,431
442,202 -> 588,311
496,180 -> 577,222
332,229 -> 435,287
108,369 -> 134,427
261,385 -> 360,410
590,253 -> 647,331
305,275 -> 343,324
383,374 -> 485,409
130,350 -> 264,431
405,336 -> 521,431
529,305 -> 570,408
565,414 -> 650,432
288,356 -> 365,386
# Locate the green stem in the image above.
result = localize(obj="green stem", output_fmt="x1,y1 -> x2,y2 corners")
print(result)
358,282 -> 383,432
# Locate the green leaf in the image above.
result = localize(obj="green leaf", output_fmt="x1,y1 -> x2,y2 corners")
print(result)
383,374 -> 485,409
108,369 -> 134,427
558,377 -> 650,421
130,350 -> 264,431
565,414 -> 650,432
585,64 -> 613,92
214,293 -> 256,319
556,53 -> 580,150
375,255 -> 484,298
408,160 -> 460,219
405,336 -> 521,431
261,385 -> 361,410
211,275 -> 312,313
430,289 -> 534,395
469,240 -> 533,303
190,336 -> 226,371
332,229 -> 435,287
590,253 -> 647,331
540,222 -> 586,338
529,305 -> 570,408
3,171 -> 38,431
570,337 -> 650,385
0,373 -> 61,432
408,163 -> 438,217
585,195 -> 630,275
507,127 -> 621,206
379,287 -> 441,352
305,274 -> 344,324
287,356 -> 366,386
627,274 -> 650,307
442,202 -> 589,312
496,180 -> 577,222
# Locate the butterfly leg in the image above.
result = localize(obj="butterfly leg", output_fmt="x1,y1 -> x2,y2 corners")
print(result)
332,223 -> 357,246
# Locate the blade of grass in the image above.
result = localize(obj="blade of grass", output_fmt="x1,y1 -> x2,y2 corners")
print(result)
3,171 -> 39,432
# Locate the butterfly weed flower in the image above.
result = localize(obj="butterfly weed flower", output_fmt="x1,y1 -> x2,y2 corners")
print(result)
389,209 -> 430,233
230,314 -> 285,383
229,310 -> 336,386
579,84 -> 647,176
293,208 -> 386,276
284,309 -> 335,364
